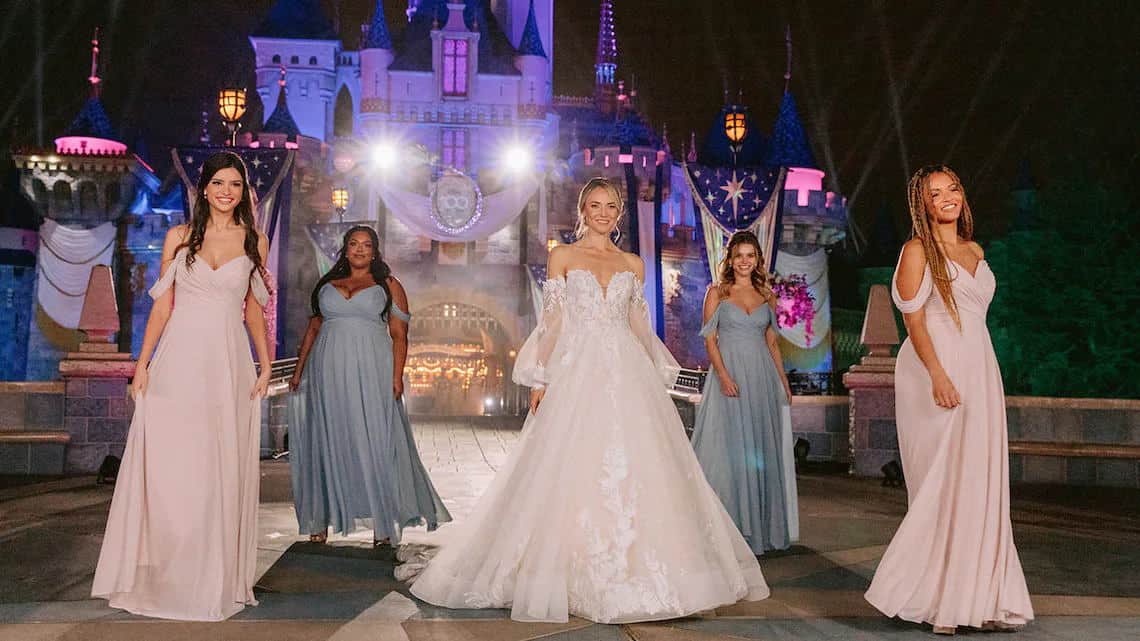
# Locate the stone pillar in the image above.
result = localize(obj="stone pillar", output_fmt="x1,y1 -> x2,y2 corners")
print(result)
843,284 -> 901,477
59,265 -> 136,473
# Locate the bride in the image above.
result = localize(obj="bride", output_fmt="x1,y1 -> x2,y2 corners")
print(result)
405,177 -> 769,623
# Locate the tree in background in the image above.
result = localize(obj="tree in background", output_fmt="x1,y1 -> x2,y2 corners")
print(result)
986,177 -> 1139,398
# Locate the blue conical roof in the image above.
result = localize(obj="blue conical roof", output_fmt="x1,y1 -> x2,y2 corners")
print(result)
66,97 -> 118,141
765,91 -> 817,169
253,0 -> 337,40
518,0 -> 546,58
364,1 -> 393,50
263,85 -> 301,137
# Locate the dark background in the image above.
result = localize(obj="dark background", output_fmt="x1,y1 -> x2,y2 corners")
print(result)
0,0 -> 1136,237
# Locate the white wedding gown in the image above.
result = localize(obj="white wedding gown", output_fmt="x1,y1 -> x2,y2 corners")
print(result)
407,269 -> 769,623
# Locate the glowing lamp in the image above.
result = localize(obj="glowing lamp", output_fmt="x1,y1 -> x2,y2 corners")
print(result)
724,110 -> 746,143
332,187 -> 349,222
218,89 -> 247,122
218,88 -> 247,145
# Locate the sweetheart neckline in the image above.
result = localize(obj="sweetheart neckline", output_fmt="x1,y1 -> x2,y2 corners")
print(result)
564,269 -> 635,302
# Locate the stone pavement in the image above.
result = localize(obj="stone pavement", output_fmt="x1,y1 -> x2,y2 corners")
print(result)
1,417 -> 1138,640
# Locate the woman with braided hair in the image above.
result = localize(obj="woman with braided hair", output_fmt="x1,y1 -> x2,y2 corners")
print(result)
864,166 -> 1033,634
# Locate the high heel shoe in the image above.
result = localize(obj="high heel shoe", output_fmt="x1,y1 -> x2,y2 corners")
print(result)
933,625 -> 957,635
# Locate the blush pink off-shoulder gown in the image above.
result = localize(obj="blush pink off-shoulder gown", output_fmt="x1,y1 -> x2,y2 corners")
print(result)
865,254 -> 1034,629
91,248 -> 269,621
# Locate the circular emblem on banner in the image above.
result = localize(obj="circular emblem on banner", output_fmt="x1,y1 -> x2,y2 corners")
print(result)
431,172 -> 484,234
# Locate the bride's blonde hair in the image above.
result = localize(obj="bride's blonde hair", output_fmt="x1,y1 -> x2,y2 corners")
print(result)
574,177 -> 625,240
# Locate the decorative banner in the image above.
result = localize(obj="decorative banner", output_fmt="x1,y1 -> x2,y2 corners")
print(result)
430,171 -> 484,234
637,200 -> 659,332
173,147 -> 296,356
689,165 -> 787,283
375,172 -> 539,243
526,265 -> 546,322
36,219 -> 116,329
772,249 -> 831,349
305,222 -> 373,276
683,163 -> 782,231
171,147 -> 295,244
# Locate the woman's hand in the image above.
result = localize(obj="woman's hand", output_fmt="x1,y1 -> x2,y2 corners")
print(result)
931,371 -> 961,409
288,370 -> 302,392
718,373 -> 739,397
783,379 -> 793,405
251,370 -> 271,400
393,376 -> 404,400
131,364 -> 148,400
529,388 -> 546,414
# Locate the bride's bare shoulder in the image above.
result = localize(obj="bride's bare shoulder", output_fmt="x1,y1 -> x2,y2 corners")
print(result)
620,252 -> 645,280
547,244 -> 573,278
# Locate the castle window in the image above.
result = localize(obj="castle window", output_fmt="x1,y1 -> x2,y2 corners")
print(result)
441,129 -> 467,170
442,38 -> 468,97
290,55 -> 299,64
272,54 -> 281,64
309,56 -> 318,65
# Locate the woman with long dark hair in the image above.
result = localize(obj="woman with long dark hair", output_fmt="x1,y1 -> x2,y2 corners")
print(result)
864,166 -> 1032,634
690,230 -> 798,554
92,151 -> 272,621
288,225 -> 450,545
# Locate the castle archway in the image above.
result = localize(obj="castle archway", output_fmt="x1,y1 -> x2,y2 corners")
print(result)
405,287 -> 533,416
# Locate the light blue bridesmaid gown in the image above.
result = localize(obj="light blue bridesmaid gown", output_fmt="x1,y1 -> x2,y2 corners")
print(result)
287,283 -> 451,541
691,301 -> 799,553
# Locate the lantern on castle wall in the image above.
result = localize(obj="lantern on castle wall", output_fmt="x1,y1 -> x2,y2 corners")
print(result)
218,88 -> 247,146
724,109 -> 746,143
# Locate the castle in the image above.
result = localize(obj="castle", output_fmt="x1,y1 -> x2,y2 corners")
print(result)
2,0 -> 849,411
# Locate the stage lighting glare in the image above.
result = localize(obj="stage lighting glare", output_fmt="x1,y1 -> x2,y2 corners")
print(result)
502,144 -> 531,173
372,142 -> 398,170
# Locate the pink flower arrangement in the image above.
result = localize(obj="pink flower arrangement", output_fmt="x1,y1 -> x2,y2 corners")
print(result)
771,273 -> 815,343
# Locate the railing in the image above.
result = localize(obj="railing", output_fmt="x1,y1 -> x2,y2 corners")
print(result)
788,372 -> 834,395
263,357 -> 298,397
668,367 -> 707,404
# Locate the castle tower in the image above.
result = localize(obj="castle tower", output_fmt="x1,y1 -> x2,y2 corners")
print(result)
514,0 -> 550,110
359,0 -> 395,130
432,3 -> 481,101
249,0 -> 340,142
594,0 -> 618,114
10,30 -> 143,376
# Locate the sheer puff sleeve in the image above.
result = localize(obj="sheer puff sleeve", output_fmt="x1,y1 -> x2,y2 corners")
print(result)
629,279 -> 681,387
512,277 -> 566,389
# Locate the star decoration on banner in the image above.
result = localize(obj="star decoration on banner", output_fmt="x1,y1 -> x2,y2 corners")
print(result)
174,148 -> 292,202
684,162 -> 782,231
718,171 -> 749,222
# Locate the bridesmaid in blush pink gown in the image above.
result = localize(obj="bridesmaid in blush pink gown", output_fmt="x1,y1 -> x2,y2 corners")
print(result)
91,152 -> 273,621
865,165 -> 1033,635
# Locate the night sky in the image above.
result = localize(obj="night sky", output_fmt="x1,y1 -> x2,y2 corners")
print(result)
0,0 -> 1135,239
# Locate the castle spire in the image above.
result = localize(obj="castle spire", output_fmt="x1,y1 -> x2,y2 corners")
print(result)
88,28 -> 102,98
363,0 -> 393,49
766,90 -> 816,169
262,66 -> 301,138
517,0 -> 546,58
594,0 -> 618,112
783,24 -> 792,93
